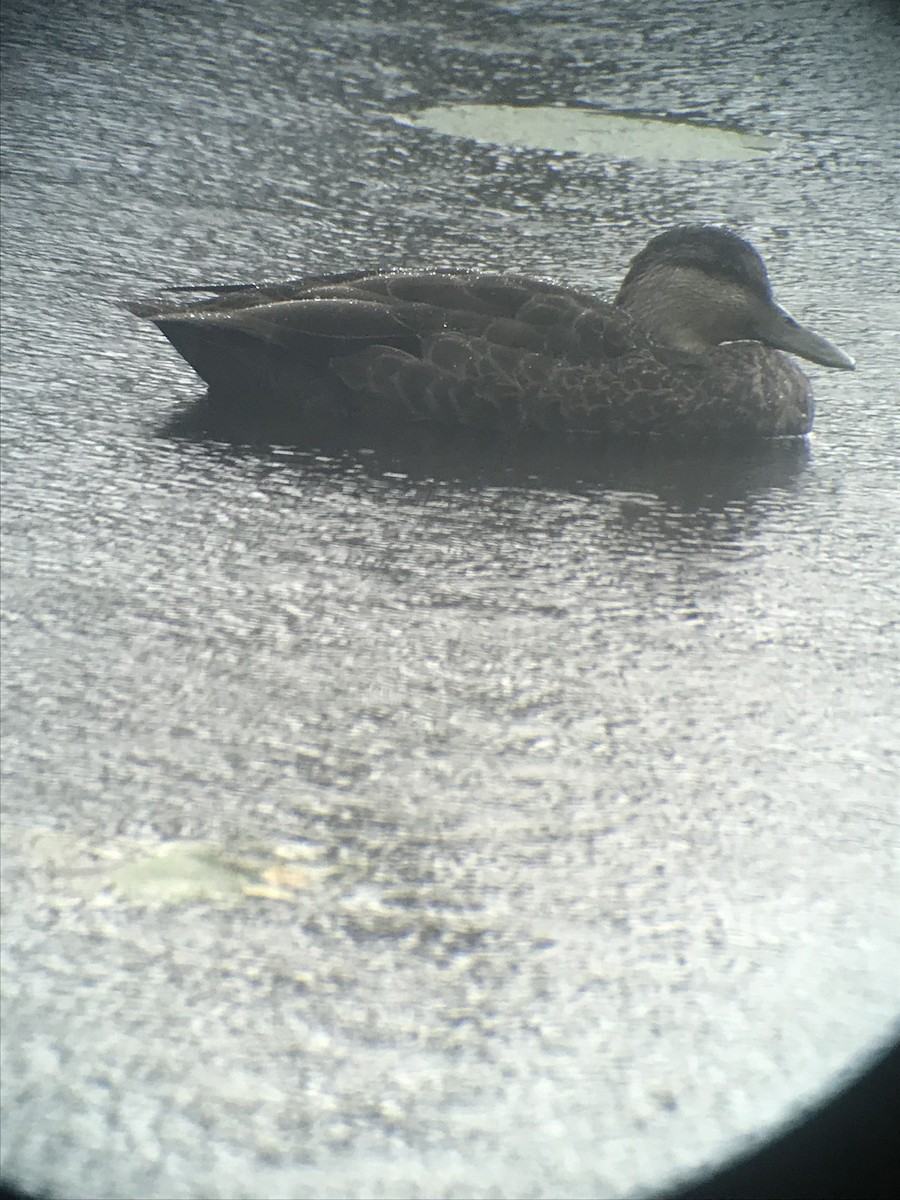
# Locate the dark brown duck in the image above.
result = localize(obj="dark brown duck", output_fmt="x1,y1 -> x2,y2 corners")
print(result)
130,225 -> 854,439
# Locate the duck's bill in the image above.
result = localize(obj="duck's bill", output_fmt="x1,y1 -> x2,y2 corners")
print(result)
759,303 -> 856,370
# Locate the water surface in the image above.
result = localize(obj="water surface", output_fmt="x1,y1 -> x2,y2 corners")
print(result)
1,2 -> 899,1197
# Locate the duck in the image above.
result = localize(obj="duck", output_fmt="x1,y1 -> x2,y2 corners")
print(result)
129,225 -> 854,440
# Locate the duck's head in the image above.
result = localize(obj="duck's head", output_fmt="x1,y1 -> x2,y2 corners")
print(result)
615,225 -> 855,370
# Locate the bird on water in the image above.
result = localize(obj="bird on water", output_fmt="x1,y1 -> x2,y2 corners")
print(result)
130,225 -> 854,440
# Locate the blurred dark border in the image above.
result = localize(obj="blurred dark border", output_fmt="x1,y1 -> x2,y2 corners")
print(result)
664,1036 -> 900,1200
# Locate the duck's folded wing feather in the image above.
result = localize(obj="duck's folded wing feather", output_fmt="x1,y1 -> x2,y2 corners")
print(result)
308,276 -> 642,366
147,299 -> 423,389
203,298 -> 421,349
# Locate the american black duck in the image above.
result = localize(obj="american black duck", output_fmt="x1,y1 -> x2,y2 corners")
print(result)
130,225 -> 854,440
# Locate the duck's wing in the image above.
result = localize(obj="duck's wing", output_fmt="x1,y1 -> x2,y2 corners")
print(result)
131,270 -> 639,365
137,297 -> 426,403
152,268 -> 389,311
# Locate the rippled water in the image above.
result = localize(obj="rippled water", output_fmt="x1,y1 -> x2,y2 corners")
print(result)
2,2 -> 899,1198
